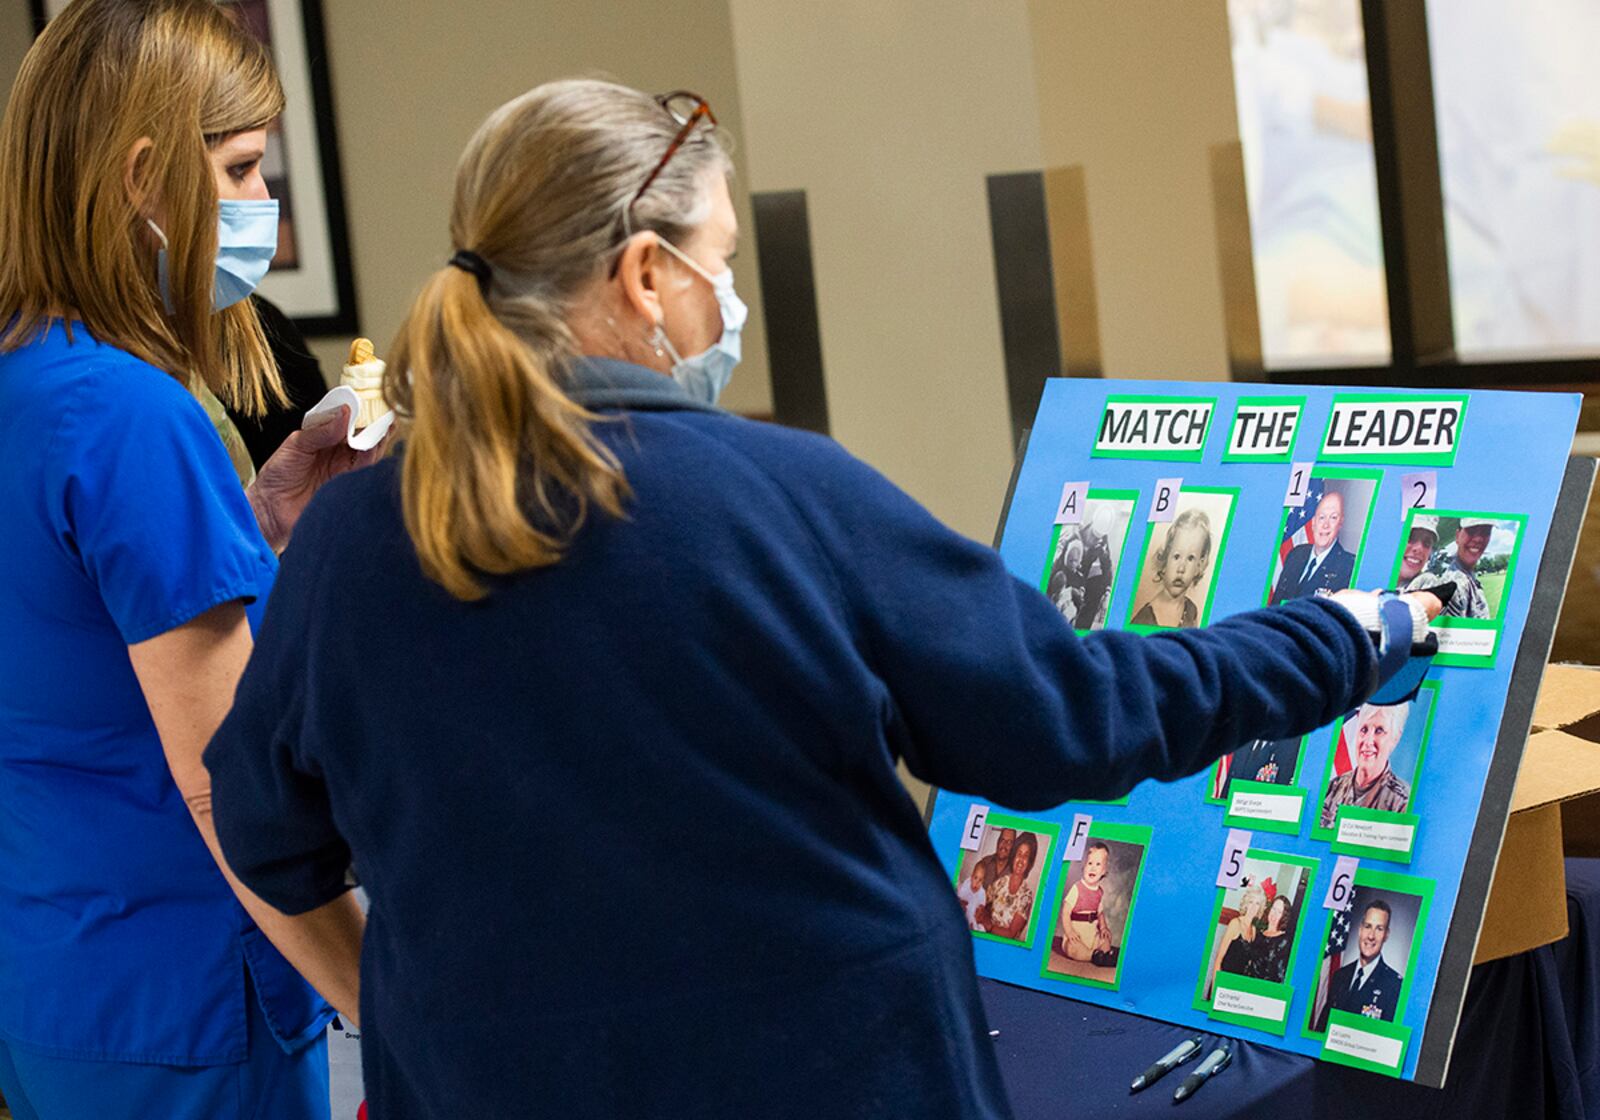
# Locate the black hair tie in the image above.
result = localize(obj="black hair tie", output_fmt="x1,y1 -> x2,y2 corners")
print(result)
448,249 -> 492,294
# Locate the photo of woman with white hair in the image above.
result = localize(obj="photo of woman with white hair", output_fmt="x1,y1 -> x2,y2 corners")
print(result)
1316,683 -> 1439,834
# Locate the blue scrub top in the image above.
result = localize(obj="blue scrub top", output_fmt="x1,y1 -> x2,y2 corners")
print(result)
0,322 -> 331,1064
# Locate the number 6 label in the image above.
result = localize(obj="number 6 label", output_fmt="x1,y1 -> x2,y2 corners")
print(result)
1323,855 -> 1360,910
1216,829 -> 1252,888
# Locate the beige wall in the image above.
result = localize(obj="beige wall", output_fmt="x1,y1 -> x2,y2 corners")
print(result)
1027,0 -> 1242,381
307,2 -> 771,416
0,0 -> 774,416
729,0 -> 1042,544
1,1 -> 30,102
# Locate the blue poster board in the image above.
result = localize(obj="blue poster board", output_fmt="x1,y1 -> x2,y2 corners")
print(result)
927,378 -> 1584,1085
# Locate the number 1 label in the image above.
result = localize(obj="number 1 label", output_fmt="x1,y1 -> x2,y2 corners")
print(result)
1284,462 -> 1314,507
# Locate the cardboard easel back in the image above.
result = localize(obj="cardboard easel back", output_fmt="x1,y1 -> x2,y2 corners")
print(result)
1416,456 -> 1597,1087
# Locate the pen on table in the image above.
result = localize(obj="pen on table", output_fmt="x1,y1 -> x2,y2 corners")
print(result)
1128,1036 -> 1202,1093
1173,1042 -> 1231,1103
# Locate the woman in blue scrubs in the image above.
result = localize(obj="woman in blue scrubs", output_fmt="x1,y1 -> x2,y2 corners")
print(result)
0,2 -> 368,1116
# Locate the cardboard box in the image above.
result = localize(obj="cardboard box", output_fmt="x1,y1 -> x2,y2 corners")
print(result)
1476,663 -> 1600,962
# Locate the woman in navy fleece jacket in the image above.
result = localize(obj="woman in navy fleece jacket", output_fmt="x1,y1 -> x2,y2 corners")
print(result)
204,79 -> 1431,1119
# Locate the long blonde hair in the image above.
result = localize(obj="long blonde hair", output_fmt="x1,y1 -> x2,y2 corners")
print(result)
387,79 -> 730,601
0,0 -> 286,415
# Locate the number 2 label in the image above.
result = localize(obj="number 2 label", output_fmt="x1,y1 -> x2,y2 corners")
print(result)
1401,472 -> 1437,516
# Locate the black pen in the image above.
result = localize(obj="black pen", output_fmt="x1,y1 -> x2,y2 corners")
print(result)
1173,1042 -> 1231,1103
1129,1036 -> 1202,1093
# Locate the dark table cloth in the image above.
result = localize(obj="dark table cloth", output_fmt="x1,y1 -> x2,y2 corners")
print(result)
982,857 -> 1600,1119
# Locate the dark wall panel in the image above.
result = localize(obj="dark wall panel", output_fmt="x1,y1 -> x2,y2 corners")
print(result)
752,190 -> 829,434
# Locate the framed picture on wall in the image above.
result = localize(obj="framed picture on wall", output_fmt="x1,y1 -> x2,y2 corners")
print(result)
29,0 -> 359,334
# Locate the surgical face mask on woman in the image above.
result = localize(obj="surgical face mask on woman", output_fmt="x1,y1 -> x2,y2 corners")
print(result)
147,197 -> 280,312
651,237 -> 747,405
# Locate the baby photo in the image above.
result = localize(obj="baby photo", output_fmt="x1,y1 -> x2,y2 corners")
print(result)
1395,512 -> 1523,622
1042,826 -> 1150,989
1197,854 -> 1314,1006
1128,487 -> 1237,630
1315,683 -> 1437,836
1267,473 -> 1379,605
1210,735 -> 1304,803
954,818 -> 1056,947
1308,881 -> 1428,1035
1040,494 -> 1135,632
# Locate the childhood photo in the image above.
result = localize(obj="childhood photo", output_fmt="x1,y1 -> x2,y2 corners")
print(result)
1043,828 -> 1150,988
1129,488 -> 1236,629
955,820 -> 1055,946
1267,473 -> 1378,604
1309,884 -> 1426,1033
1041,495 -> 1135,631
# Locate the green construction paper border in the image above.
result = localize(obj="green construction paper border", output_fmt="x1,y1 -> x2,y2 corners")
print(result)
1317,392 -> 1469,467
951,810 -> 1061,952
1206,734 -> 1308,807
1311,679 -> 1439,842
1037,488 -> 1141,636
1319,1009 -> 1413,1076
1330,807 -> 1421,864
1260,465 -> 1385,607
1303,868 -> 1436,1040
1388,508 -> 1528,669
1091,394 -> 1218,461
1193,846 -> 1319,1029
1223,780 -> 1307,836
1125,484 -> 1240,633
1221,395 -> 1307,463
1039,821 -> 1153,992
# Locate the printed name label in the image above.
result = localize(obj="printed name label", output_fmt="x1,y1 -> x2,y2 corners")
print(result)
1433,626 -> 1498,659
1335,816 -> 1414,853
1320,395 -> 1467,464
1226,401 -> 1301,461
1212,983 -> 1287,1023
1325,1023 -> 1405,1071
1094,396 -> 1215,460
1227,787 -> 1303,826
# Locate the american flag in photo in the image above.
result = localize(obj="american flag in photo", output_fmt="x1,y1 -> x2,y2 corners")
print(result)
1332,712 -> 1353,775
1279,476 -> 1326,566
1315,900 -> 1354,1026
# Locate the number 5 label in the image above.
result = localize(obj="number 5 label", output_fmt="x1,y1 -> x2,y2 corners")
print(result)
1401,472 -> 1437,516
1216,829 -> 1252,888
1323,856 -> 1360,910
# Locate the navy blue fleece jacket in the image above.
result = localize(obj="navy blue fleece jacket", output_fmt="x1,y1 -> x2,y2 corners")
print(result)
205,359 -> 1375,1120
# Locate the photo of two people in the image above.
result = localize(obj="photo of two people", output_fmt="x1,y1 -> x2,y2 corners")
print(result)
1198,855 -> 1313,1005
1396,512 -> 1522,622
1040,495 -> 1135,632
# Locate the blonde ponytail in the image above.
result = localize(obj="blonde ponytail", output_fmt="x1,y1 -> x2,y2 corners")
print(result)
387,265 -> 628,602
385,79 -> 729,601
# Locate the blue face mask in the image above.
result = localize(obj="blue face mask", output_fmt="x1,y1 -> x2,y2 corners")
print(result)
148,198 -> 280,312
653,238 -> 748,405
